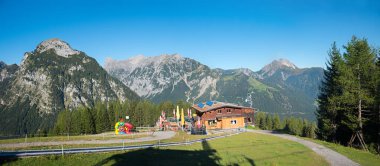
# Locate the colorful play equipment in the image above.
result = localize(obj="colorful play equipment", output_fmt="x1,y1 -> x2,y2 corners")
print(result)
115,118 -> 133,135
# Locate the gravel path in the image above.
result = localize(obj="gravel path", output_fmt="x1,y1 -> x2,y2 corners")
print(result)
0,131 -> 176,149
247,129 -> 359,166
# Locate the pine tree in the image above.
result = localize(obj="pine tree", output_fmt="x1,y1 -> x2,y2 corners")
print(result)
70,107 -> 83,135
254,112 -> 263,128
287,117 -> 303,136
107,101 -> 116,129
339,37 -> 376,148
255,112 -> 266,129
376,56 -> 380,153
369,50 -> 380,153
95,102 -> 104,133
265,114 -> 273,130
128,101 -> 139,126
309,122 -> 317,138
102,108 -> 110,131
135,101 -> 145,127
93,101 -> 111,133
316,42 -> 344,141
272,114 -> 281,130
82,107 -> 96,134
53,109 -> 73,135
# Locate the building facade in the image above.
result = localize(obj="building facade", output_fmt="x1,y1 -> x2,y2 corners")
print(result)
192,101 -> 255,130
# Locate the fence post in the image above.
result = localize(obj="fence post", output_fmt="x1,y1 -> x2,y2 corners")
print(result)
25,134 -> 27,143
61,144 -> 64,157
123,140 -> 125,151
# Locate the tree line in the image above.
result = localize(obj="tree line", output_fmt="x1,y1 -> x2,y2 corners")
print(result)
255,112 -> 316,138
317,36 -> 380,153
53,100 -> 191,135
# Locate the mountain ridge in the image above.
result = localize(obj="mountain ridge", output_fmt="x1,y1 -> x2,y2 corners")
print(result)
0,38 -> 324,135
105,54 -> 324,120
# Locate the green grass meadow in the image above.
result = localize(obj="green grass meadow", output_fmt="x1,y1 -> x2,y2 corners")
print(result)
2,132 -> 328,166
0,131 -> 213,151
0,132 -> 147,144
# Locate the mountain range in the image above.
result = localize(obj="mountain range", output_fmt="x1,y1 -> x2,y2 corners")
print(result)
105,55 -> 324,119
0,39 -> 139,135
0,38 -> 323,134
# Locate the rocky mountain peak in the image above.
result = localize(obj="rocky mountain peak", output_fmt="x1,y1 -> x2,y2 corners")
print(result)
35,38 -> 79,58
265,58 -> 297,69
276,59 -> 297,68
259,58 -> 298,77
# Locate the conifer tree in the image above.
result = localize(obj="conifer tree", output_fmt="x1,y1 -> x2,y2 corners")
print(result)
272,114 -> 281,130
254,112 -> 263,128
339,37 -> 376,148
256,112 -> 267,129
316,42 -> 344,141
54,109 -> 71,134
82,107 -> 96,134
95,102 -> 105,133
107,101 -> 115,127
70,107 -> 83,134
376,56 -> 380,153
265,114 -> 273,130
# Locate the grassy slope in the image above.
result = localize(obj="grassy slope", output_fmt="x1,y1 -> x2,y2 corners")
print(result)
0,131 -> 212,151
0,131 -> 211,151
302,137 -> 380,166
0,132 -> 146,144
4,132 -> 328,166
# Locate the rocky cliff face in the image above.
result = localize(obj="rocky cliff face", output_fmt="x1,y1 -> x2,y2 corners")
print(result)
0,39 -> 139,134
105,54 -> 219,103
0,61 -> 18,105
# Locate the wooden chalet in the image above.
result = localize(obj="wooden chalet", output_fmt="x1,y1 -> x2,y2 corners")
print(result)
192,101 -> 255,130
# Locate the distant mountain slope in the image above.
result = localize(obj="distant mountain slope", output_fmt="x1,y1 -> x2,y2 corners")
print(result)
257,59 -> 323,99
105,55 -> 323,119
0,39 -> 139,135
105,55 -> 219,103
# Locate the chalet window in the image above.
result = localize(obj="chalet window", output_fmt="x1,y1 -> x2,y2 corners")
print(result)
247,118 -> 252,122
217,110 -> 222,114
227,109 -> 231,113
230,120 -> 237,124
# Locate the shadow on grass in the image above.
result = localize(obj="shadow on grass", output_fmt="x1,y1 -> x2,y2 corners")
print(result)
0,139 -> 256,165
0,157 -> 19,165
94,139 -> 256,166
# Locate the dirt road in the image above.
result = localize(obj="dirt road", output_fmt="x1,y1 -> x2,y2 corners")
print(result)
248,130 -> 359,166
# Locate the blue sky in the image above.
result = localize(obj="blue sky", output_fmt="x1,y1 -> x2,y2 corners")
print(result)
0,0 -> 379,71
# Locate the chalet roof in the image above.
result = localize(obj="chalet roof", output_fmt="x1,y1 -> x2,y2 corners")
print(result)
192,101 -> 250,113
